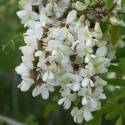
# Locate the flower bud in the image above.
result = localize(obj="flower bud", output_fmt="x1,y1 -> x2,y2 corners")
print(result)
78,15 -> 85,22
93,22 -> 103,39
110,16 -> 121,26
72,3 -> 76,8
66,10 -> 77,24
85,0 -> 90,5
74,23 -> 84,32
76,1 -> 87,11
85,19 -> 90,26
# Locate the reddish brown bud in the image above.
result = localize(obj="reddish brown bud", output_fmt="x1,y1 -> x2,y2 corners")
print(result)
92,87 -> 96,93
45,51 -> 49,57
42,26 -> 48,32
70,90 -> 74,94
108,13 -> 113,18
70,55 -> 76,62
32,6 -> 36,11
45,23 -> 52,28
74,45 -> 77,51
72,64 -> 79,71
77,103 -> 82,110
29,69 -> 36,79
45,61 -> 51,66
58,18 -> 63,21
96,18 -> 100,23
37,40 -> 42,49
62,18 -> 67,23
38,79 -> 44,86
59,23 -> 65,28
33,61 -> 37,67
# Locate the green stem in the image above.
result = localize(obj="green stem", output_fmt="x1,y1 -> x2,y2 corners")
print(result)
90,0 -> 104,8
0,33 -> 22,52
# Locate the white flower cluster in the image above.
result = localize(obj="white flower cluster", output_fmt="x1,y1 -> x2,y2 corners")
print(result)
16,0 -> 125,123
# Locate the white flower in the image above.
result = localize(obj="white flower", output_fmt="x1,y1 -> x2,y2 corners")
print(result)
17,10 -> 39,24
20,46 -> 34,56
58,93 -> 77,109
96,46 -> 107,57
32,80 -> 56,99
78,87 -> 92,105
19,0 -> 32,11
71,107 -> 84,123
67,73 -> 82,92
16,0 -> 123,123
85,56 -> 109,74
46,40 -> 62,55
76,42 -> 93,57
79,68 -> 95,87
31,0 -> 42,5
77,26 -> 93,42
83,106 -> 93,121
43,70 -> 55,81
94,76 -> 107,86
18,80 -> 34,92
32,84 -> 49,99
21,56 -> 34,69
35,51 -> 43,57
53,0 -> 70,18
24,21 -> 43,40
24,36 -> 38,49
15,63 -> 29,76
66,10 -> 77,24
78,87 -> 101,109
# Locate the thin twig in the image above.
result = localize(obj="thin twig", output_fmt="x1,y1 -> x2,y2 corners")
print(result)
0,114 -> 29,125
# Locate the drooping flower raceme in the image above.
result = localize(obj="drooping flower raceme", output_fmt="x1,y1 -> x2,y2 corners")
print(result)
16,0 -> 125,123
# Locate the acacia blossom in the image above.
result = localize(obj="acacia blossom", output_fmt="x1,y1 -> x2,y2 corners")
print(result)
16,0 -> 125,123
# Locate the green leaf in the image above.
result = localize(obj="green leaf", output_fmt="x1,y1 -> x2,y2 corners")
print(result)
106,0 -> 114,11
100,22 -> 108,34
104,88 -> 112,97
105,111 -> 120,120
0,119 -> 5,125
108,65 -> 123,73
120,14 -> 125,23
85,115 -> 102,125
10,40 -> 15,50
116,47 -> 125,58
97,103 -> 116,114
73,96 -> 80,106
100,23 -> 111,38
118,26 -> 125,36
115,116 -> 122,125
111,58 -> 120,63
113,88 -> 121,96
111,26 -> 119,45
121,0 -> 125,7
107,78 -> 125,86
44,103 -> 58,118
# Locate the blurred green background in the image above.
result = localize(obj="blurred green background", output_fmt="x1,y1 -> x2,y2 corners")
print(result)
0,0 -> 125,125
